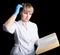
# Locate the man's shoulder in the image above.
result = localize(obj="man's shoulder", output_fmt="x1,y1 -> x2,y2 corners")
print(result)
29,21 -> 38,29
29,21 -> 37,26
14,20 -> 21,24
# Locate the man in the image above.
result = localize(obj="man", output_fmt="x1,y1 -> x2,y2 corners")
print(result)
3,3 -> 39,55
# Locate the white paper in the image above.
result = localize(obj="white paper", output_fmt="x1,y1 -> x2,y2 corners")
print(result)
36,32 -> 60,54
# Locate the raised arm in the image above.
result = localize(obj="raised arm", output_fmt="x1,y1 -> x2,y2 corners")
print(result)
4,4 -> 23,28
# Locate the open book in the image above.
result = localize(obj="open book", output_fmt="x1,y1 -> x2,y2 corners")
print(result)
36,32 -> 60,55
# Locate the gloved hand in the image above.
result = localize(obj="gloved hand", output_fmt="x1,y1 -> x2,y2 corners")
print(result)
14,4 -> 23,16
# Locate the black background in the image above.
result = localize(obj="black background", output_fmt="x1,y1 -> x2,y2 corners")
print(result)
0,0 -> 60,55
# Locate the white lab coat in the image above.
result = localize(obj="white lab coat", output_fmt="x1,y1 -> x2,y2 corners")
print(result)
3,20 -> 39,55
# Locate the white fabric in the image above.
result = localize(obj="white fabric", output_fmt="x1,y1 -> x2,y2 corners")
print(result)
3,20 -> 39,55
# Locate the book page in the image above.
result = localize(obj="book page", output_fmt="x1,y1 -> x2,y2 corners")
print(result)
36,33 -> 60,55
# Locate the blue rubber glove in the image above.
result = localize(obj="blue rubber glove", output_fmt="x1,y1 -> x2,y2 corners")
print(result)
14,4 -> 23,16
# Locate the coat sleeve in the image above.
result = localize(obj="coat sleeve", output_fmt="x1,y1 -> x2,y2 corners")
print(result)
3,21 -> 16,34
34,24 -> 39,46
